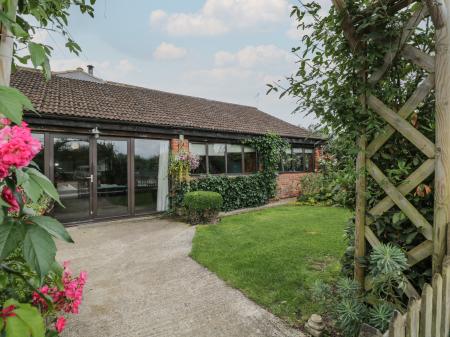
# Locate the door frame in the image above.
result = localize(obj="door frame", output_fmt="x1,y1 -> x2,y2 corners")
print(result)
49,133 -> 94,222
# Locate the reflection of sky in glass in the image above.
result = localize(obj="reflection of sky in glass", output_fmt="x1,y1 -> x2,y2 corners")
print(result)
135,139 -> 162,159
208,143 -> 225,155
227,144 -> 241,153
190,143 -> 206,156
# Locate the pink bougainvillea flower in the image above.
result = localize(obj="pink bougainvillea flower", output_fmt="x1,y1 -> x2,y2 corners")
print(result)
55,316 -> 66,333
1,186 -> 20,212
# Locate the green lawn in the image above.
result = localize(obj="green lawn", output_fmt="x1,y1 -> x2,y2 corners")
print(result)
190,205 -> 351,326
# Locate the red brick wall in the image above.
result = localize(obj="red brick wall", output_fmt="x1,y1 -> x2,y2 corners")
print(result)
276,172 -> 308,199
170,138 -> 189,154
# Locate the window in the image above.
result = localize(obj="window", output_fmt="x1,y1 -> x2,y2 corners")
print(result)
305,148 -> 314,172
189,143 -> 257,175
292,148 -> 304,172
244,146 -> 257,173
190,143 -> 207,174
279,147 -> 315,173
208,143 -> 226,174
31,133 -> 45,172
227,144 -> 242,174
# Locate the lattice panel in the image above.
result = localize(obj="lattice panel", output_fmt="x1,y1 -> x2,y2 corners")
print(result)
331,0 -> 447,299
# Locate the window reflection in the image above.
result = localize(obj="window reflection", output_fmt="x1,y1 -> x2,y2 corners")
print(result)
244,146 -> 257,173
134,139 -> 161,213
190,143 -> 207,174
31,133 -> 44,171
53,136 -> 90,222
227,144 -> 242,174
97,139 -> 128,217
208,143 -> 226,174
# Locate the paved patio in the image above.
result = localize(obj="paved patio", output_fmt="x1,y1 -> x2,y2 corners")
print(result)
58,216 -> 303,337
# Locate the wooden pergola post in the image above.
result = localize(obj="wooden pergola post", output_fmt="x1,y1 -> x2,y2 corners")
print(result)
355,135 -> 367,287
433,0 -> 450,274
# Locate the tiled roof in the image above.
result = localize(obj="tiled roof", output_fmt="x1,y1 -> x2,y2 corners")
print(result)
11,67 -> 322,140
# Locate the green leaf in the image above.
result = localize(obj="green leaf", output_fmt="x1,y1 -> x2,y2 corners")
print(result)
0,220 -> 24,259
28,42 -> 47,68
23,225 -> 56,278
5,316 -> 29,337
0,86 -> 34,124
14,305 -> 45,337
15,169 -> 29,186
26,168 -> 62,205
28,216 -> 73,243
21,178 -> 43,203
3,299 -> 45,337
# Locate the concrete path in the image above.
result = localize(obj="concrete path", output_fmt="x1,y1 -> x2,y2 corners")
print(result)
58,216 -> 304,337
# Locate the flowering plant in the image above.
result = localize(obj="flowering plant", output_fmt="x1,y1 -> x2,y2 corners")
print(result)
169,150 -> 200,183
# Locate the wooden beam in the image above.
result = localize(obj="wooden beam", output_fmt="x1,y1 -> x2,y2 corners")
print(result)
433,0 -> 450,274
401,45 -> 436,73
368,5 -> 429,84
366,159 -> 435,223
366,75 -> 434,158
366,95 -> 435,158
424,0 -> 447,29
355,135 -> 367,288
366,159 -> 433,240
408,240 -> 433,266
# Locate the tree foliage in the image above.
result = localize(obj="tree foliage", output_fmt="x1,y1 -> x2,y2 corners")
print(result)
0,0 -> 95,335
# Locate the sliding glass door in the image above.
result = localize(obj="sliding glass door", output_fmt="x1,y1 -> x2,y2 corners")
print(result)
96,138 -> 129,218
134,139 -> 169,213
52,136 -> 92,222
48,134 -> 169,223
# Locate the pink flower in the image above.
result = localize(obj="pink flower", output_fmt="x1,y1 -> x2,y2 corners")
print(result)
55,316 -> 66,333
0,121 -> 42,177
1,186 -> 19,212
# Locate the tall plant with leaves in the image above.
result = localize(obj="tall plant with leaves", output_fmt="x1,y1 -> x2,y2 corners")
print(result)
275,1 -> 435,295
244,133 -> 289,199
0,0 -> 95,336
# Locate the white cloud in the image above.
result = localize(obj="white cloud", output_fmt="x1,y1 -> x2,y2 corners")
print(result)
214,45 -> 292,68
150,0 -> 289,36
149,9 -> 167,26
153,42 -> 187,61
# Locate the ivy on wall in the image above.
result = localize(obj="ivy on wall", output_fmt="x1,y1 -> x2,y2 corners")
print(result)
171,133 -> 289,212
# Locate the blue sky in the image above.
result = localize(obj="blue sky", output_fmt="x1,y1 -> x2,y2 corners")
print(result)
40,0 -> 324,127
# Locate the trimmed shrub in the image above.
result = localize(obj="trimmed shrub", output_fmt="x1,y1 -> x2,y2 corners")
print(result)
183,191 -> 223,225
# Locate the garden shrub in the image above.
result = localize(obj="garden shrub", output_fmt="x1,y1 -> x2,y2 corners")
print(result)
183,191 -> 223,225
312,243 -> 405,336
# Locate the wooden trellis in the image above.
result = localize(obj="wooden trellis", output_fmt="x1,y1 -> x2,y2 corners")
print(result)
331,0 -> 450,302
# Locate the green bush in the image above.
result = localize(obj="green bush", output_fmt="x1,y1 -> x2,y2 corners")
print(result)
183,191 -> 223,225
174,173 -> 272,212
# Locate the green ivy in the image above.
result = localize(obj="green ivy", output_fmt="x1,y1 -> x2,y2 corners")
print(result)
172,134 -> 289,212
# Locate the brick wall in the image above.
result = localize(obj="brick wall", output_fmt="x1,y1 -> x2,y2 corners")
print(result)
170,138 -> 189,154
276,172 -> 309,199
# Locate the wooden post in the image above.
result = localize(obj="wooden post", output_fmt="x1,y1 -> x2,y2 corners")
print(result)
355,135 -> 366,287
0,0 -> 18,86
433,0 -> 450,274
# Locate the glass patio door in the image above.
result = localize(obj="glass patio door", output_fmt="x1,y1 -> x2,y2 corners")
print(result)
52,135 -> 93,222
95,138 -> 129,218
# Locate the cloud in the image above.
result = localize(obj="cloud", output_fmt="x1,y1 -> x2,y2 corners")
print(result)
150,0 -> 289,36
285,1 -> 332,40
153,42 -> 187,61
214,45 -> 293,68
